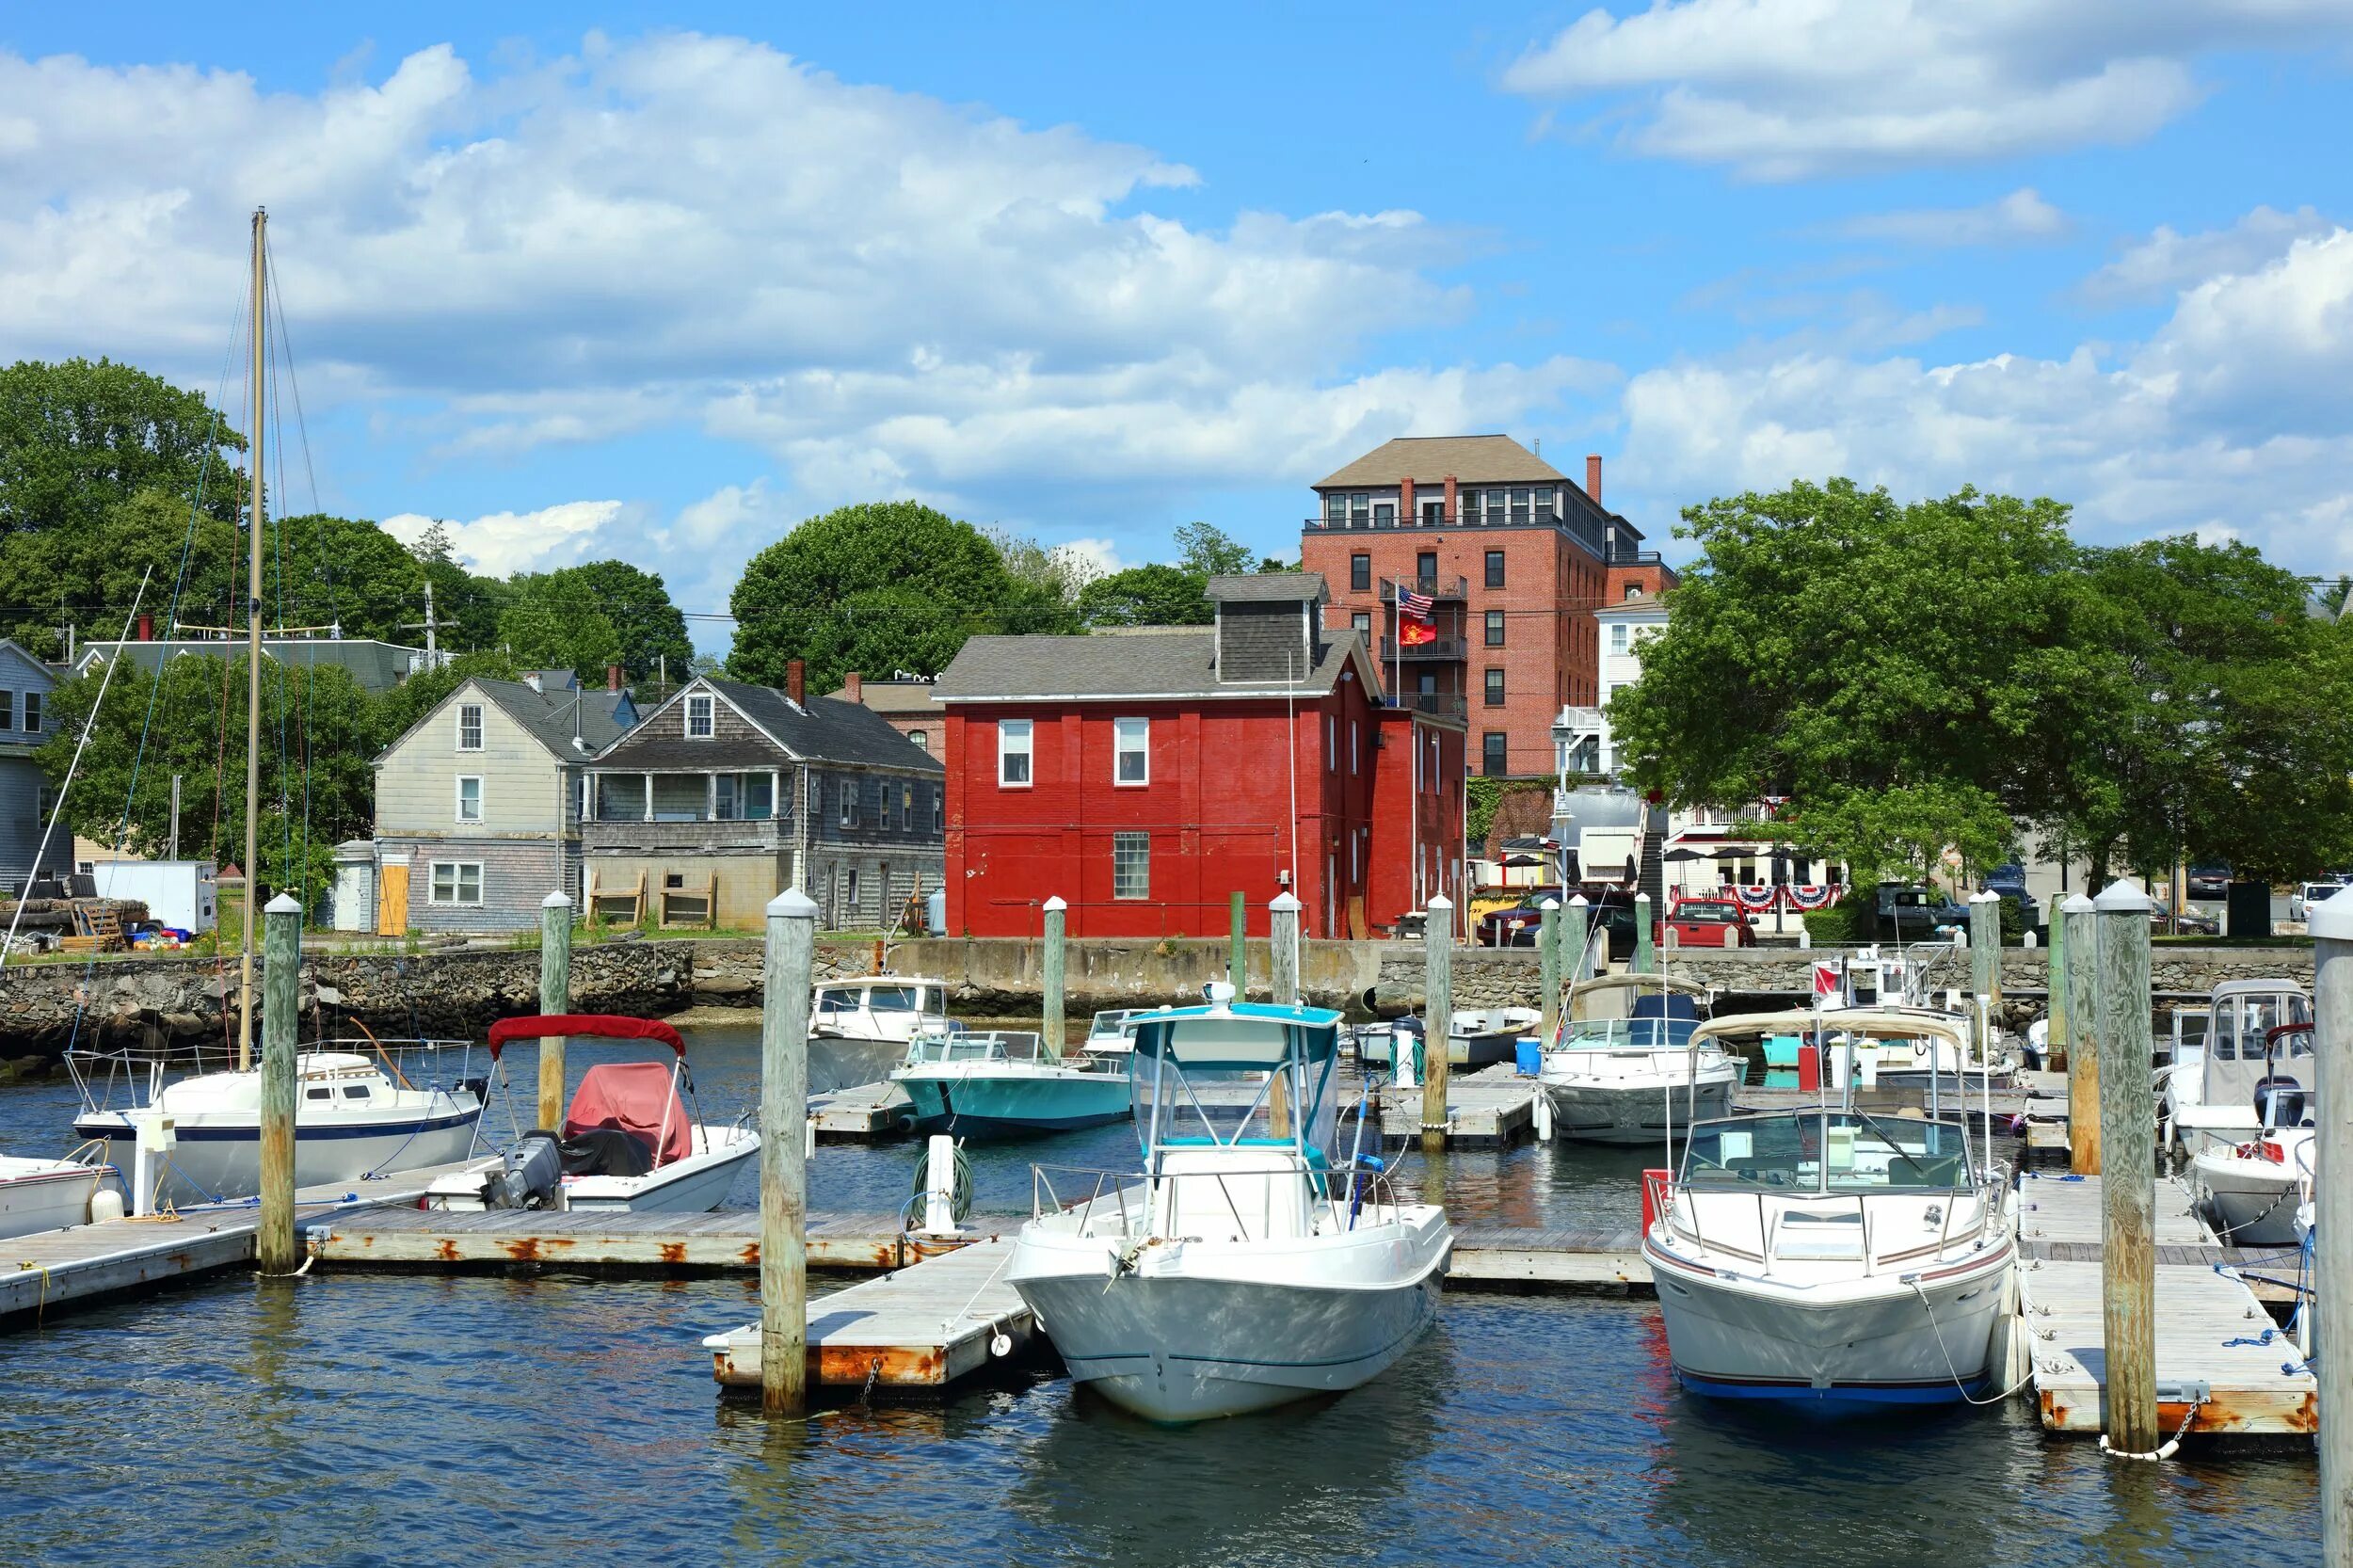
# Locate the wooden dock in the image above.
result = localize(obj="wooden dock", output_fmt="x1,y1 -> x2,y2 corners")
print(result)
809,1080 -> 913,1141
0,1156 -> 498,1328
2014,1170 -> 2314,1437
702,1238 -> 1032,1389
1378,1062 -> 1539,1145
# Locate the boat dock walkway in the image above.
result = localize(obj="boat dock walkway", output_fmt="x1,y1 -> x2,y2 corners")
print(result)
703,1239 -> 1032,1390
2013,1170 -> 2314,1437
0,1156 -> 497,1329
1377,1062 -> 1539,1145
809,1080 -> 913,1140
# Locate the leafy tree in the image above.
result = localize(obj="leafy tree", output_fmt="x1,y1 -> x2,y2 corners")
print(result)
268,513 -> 429,644
531,560 -> 693,682
1077,563 -> 1216,627
1783,780 -> 2015,889
370,648 -> 524,750
0,358 -> 243,536
497,573 -> 624,683
0,488 -> 241,655
1175,521 -> 1255,578
729,502 -> 1079,691
985,526 -> 1099,607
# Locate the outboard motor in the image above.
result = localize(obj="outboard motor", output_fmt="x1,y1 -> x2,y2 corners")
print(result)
2253,1078 -> 2311,1130
495,1131 -> 564,1208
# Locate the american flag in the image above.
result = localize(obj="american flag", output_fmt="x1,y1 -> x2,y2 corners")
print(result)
1398,588 -> 1434,619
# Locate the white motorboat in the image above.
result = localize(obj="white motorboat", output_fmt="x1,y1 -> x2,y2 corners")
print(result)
1354,1007 -> 1540,1072
890,1029 -> 1132,1140
425,1015 -> 757,1214
2163,978 -> 2312,1160
1539,973 -> 1736,1145
1007,985 -> 1451,1423
0,1152 -> 122,1239
1080,1009 -> 1144,1058
810,977 -> 951,1044
1643,1010 -> 2015,1409
71,1043 -> 487,1209
2191,1020 -> 2315,1246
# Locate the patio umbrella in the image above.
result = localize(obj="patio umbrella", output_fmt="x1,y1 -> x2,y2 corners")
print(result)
1663,848 -> 1709,862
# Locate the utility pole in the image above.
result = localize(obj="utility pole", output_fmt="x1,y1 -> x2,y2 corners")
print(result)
401,578 -> 440,664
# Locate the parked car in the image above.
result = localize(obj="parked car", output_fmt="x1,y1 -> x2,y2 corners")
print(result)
1662,896 -> 1756,949
1476,888 -> 1563,948
1981,865 -> 2040,930
2185,864 -> 2232,901
2153,905 -> 2220,936
1512,890 -> 1640,958
2291,881 -> 2346,922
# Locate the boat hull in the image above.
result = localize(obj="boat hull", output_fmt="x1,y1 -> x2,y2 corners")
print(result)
896,1072 -> 1132,1139
564,1128 -> 760,1213
2195,1150 -> 2304,1247
1542,1074 -> 1737,1145
1355,1032 -> 1519,1071
1645,1240 -> 2009,1410
74,1105 -> 484,1207
1011,1218 -> 1450,1421
0,1161 -> 119,1240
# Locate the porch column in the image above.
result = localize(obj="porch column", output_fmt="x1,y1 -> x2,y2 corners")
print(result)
708,772 -> 719,823
643,773 -> 653,821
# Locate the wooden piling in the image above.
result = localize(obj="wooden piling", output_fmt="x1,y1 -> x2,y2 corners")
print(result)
538,891 -> 571,1129
1423,894 -> 1452,1153
1041,896 -> 1066,1059
1968,888 -> 2000,1070
1634,892 -> 1654,975
2310,884 -> 2353,1564
1228,890 -> 1246,999
1269,893 -> 1300,1138
2047,891 -> 2070,1071
256,891 -> 301,1276
760,888 -> 817,1415
1538,899 -> 1561,1040
2063,895 -> 2100,1175
2093,878 -> 2156,1454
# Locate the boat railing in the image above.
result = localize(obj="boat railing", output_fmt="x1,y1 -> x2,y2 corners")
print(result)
1032,1156 -> 1401,1242
904,1029 -> 1048,1067
1650,1166 -> 2001,1279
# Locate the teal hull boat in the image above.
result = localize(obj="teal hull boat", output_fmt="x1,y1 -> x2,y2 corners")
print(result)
889,1031 -> 1133,1140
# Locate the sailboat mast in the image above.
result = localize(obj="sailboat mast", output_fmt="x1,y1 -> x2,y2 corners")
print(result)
238,206 -> 266,1072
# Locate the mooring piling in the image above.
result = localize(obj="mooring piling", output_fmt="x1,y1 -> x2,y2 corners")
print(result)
1634,891 -> 1654,974
539,891 -> 572,1129
2063,894 -> 2100,1175
256,891 -> 301,1276
1228,890 -> 1247,998
1538,898 -> 1561,1039
1423,894 -> 1452,1153
1269,893 -> 1300,1006
760,887 -> 817,1415
2047,890 -> 2071,1071
1968,888 -> 2000,1077
2312,884 -> 2353,1562
1041,896 -> 1066,1058
2093,878 -> 2157,1454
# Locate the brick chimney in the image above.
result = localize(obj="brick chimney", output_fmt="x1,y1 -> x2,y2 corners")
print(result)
787,659 -> 805,708
1399,475 -> 1416,525
1443,473 -> 1458,524
137,614 -> 153,641
606,663 -> 622,692
845,670 -> 862,702
1586,455 -> 1603,506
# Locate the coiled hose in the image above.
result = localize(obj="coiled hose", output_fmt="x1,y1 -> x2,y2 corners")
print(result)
904,1140 -> 974,1228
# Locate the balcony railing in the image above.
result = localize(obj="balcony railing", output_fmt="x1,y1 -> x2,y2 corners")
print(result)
1388,692 -> 1467,722
1378,573 -> 1468,603
1379,635 -> 1467,662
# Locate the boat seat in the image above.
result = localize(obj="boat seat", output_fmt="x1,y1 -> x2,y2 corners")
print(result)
558,1128 -> 654,1178
1153,1148 -> 1318,1242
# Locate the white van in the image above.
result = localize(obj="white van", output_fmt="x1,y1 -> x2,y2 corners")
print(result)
2290,880 -> 2348,922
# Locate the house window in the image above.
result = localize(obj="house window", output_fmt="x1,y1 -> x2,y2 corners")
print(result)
1535,486 -> 1556,519
1350,720 -> 1359,775
1416,551 -> 1436,585
1113,717 -> 1148,785
840,778 -> 859,827
429,861 -> 483,905
1351,612 -> 1370,636
1610,623 -> 1629,654
1626,584 -> 1642,601
999,719 -> 1033,787
844,868 -> 860,913
1350,553 -> 1370,592
1482,732 -> 1509,777
1112,831 -> 1150,900
456,776 -> 482,823
1484,551 -> 1505,589
1510,488 -> 1530,524
456,703 -> 482,751
908,729 -> 928,751
18,693 -> 35,731
1484,610 -> 1505,648
934,785 -> 944,833
686,695 -> 713,739
1326,715 -> 1336,771
0,693 -> 12,728
1484,669 -> 1506,707
1420,500 -> 1445,527
1372,500 -> 1395,526
1349,494 -> 1370,529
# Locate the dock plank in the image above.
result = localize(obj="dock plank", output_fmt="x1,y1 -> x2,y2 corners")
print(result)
702,1239 -> 1032,1389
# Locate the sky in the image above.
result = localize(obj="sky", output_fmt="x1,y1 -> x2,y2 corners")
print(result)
4,2 -> 2351,654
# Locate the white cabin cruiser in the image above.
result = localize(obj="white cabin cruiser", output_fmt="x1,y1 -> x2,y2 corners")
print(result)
2163,978 -> 2312,1160
810,977 -> 951,1044
1643,1009 -> 2015,1409
1539,974 -> 1735,1145
1354,1007 -> 1541,1072
1081,1009 -> 1144,1058
0,1152 -> 123,1239
72,1043 -> 486,1208
2191,1021 -> 2315,1246
1007,986 -> 1451,1422
426,1015 -> 757,1214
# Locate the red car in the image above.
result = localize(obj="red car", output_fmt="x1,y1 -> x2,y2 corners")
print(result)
1662,897 -> 1756,948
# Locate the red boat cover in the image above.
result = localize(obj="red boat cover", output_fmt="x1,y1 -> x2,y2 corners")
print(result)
562,1062 -> 690,1168
487,1015 -> 685,1058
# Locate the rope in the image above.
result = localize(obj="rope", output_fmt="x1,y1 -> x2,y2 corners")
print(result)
1907,1277 -> 2035,1406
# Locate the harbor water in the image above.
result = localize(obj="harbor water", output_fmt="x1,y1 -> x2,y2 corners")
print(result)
0,1021 -> 2320,1565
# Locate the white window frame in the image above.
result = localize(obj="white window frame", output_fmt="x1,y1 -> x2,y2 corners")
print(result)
1609,623 -> 1629,654
1350,720 -> 1359,776
999,719 -> 1033,788
685,694 -> 714,740
1112,716 -> 1149,787
455,775 -> 483,824
19,691 -> 37,732
429,860 -> 483,905
908,728 -> 928,752
456,703 -> 483,752
1326,715 -> 1337,772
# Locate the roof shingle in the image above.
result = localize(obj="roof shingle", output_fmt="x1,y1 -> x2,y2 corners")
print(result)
1314,435 -> 1566,489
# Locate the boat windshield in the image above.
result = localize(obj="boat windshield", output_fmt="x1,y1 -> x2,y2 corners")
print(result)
1127,1008 -> 1343,1160
902,1030 -> 1045,1067
1555,1017 -> 1699,1051
1679,1111 -> 1972,1193
1088,1010 -> 1136,1037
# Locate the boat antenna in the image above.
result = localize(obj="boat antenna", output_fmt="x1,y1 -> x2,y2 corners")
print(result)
237,205 -> 267,1073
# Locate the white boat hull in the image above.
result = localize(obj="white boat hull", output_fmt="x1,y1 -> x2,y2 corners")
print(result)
1542,1071 -> 1737,1145
562,1128 -> 760,1212
74,1105 -> 483,1207
2196,1147 -> 2306,1247
1009,1209 -> 1450,1422
0,1160 -> 120,1240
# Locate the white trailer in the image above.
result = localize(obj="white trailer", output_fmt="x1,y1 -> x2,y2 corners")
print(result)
83,859 -> 218,934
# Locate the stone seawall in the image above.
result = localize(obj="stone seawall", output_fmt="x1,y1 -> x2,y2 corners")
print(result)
0,935 -> 2313,1057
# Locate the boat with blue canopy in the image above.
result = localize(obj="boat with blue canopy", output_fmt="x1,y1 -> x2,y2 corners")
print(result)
1537,972 -> 1738,1145
1005,984 -> 1451,1422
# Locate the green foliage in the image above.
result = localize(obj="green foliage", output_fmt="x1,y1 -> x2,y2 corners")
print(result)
0,488 -> 241,655
1465,776 -> 1529,848
1175,521 -> 1255,578
532,560 -> 693,681
408,529 -> 510,654
728,501 -> 1080,691
985,526 -> 1099,608
371,649 -> 524,749
0,358 -> 243,537
1077,562 -> 1216,627
498,570 -> 625,682
1783,780 -> 2014,888
269,513 -> 429,644
1800,902 -> 1867,945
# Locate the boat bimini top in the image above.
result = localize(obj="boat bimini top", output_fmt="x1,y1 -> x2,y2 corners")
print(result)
1123,987 -> 1348,1159
1564,971 -> 1712,1021
1685,1007 -> 1971,1052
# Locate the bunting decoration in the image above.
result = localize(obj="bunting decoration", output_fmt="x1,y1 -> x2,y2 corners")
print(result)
1784,884 -> 1841,912
1733,885 -> 1779,913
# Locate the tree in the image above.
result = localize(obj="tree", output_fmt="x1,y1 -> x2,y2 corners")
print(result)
1076,563 -> 1216,627
498,573 -> 625,683
729,502 -> 1079,691
371,648 -> 524,750
0,358 -> 244,537
0,488 -> 241,656
532,560 -> 693,682
1175,521 -> 1255,578
269,514 -> 430,644
985,526 -> 1100,607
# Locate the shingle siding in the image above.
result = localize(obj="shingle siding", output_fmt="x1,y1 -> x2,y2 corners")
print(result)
380,837 -> 566,934
1217,601 -> 1318,684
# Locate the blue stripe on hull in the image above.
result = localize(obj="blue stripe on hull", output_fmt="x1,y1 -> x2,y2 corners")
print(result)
1674,1368 -> 1988,1409
73,1109 -> 481,1144
897,1079 -> 1130,1141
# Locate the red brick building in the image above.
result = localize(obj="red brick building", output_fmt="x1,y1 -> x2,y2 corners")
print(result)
1301,436 -> 1670,779
934,574 -> 1466,940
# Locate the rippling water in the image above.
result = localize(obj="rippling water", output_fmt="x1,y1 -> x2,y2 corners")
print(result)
0,1020 -> 2319,1565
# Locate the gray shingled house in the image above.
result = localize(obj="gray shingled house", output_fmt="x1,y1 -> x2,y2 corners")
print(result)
0,639 -> 60,894
582,666 -> 944,931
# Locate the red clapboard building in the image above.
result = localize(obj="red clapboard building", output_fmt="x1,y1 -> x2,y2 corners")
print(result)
933,574 -> 1467,939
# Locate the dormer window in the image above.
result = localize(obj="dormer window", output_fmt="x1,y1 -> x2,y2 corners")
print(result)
686,695 -> 713,739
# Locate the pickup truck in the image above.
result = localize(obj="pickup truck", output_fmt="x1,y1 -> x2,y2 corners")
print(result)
1662,898 -> 1756,949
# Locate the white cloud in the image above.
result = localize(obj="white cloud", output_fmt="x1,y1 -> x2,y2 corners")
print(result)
1053,536 -> 1128,581
1616,226 -> 2353,581
1826,188 -> 2071,247
1501,2 -> 2353,180
2080,204 -> 2336,303
381,500 -> 626,577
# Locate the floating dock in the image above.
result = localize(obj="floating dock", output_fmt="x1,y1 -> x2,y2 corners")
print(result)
701,1239 -> 1032,1389
1378,1062 -> 1539,1145
2014,1170 -> 2314,1437
808,1080 -> 913,1140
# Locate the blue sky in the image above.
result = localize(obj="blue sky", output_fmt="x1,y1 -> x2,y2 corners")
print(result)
5,3 -> 2350,651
